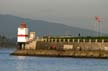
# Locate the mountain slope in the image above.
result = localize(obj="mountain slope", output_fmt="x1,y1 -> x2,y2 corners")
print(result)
0,14 -> 105,37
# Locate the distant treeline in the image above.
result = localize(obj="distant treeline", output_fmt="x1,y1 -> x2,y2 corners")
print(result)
0,35 -> 16,48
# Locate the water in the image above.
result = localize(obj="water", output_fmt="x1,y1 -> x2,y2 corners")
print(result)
0,48 -> 108,71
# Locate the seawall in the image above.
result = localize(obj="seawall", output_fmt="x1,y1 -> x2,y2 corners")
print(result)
12,38 -> 108,58
36,41 -> 108,51
11,49 -> 108,58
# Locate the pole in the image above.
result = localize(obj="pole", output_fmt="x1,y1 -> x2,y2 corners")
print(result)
98,21 -> 100,37
96,20 -> 101,37
95,16 -> 101,37
100,20 -> 103,36
96,21 -> 99,37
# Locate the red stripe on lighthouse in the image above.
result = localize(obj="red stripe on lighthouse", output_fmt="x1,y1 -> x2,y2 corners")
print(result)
17,34 -> 28,37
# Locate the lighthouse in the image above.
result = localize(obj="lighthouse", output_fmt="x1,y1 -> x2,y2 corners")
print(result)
17,22 -> 29,49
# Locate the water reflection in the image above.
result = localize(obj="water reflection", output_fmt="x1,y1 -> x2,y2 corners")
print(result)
16,56 -> 27,71
16,60 -> 25,71
17,56 -> 26,60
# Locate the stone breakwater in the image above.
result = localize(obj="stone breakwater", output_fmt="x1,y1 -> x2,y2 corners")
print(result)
12,38 -> 108,58
11,49 -> 108,58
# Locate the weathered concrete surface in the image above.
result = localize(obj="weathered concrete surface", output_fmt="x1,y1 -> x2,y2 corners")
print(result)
36,41 -> 108,51
12,40 -> 108,59
25,39 -> 37,50
11,49 -> 108,59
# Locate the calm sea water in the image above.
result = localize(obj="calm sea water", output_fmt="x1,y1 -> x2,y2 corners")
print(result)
0,48 -> 108,71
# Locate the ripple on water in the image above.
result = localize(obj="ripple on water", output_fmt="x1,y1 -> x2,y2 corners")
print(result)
0,48 -> 108,71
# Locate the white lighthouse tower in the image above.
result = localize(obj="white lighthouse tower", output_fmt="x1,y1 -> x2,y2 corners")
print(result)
17,22 -> 29,49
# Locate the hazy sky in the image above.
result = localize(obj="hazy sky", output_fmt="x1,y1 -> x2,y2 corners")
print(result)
0,0 -> 108,33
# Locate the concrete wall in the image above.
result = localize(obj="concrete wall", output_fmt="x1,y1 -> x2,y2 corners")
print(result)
25,39 -> 37,50
24,38 -> 108,51
36,41 -> 108,51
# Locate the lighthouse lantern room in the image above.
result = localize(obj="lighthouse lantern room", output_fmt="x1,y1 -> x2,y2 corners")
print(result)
17,22 -> 29,49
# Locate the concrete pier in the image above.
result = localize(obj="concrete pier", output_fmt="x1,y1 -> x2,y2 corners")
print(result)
11,49 -> 108,58
12,36 -> 108,59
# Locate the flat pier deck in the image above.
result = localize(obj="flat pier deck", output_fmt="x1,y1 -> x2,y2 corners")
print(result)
11,49 -> 108,59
